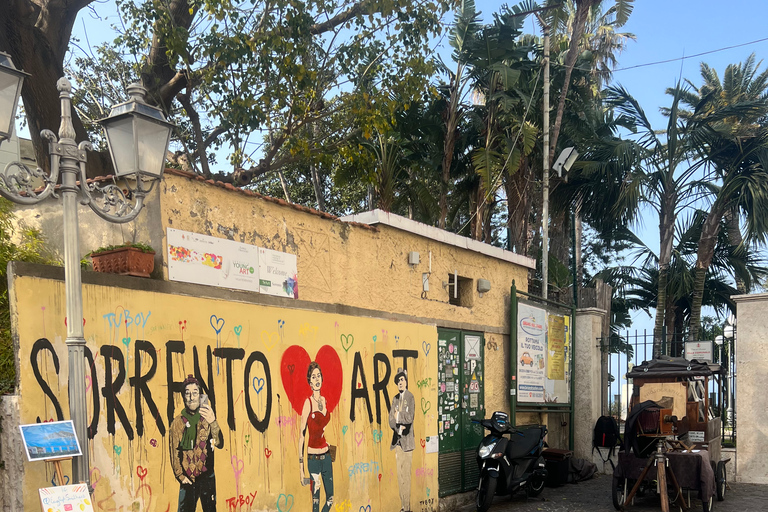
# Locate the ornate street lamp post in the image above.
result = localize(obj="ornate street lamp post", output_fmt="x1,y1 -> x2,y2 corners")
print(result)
0,50 -> 173,487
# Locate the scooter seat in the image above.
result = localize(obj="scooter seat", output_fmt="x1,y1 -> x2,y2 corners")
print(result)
506,427 -> 543,459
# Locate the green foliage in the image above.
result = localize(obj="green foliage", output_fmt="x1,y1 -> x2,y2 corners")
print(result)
0,199 -> 58,395
103,0 -> 452,176
87,242 -> 156,257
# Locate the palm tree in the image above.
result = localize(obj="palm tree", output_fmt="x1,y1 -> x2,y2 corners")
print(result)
679,56 -> 768,340
602,84 -> 704,357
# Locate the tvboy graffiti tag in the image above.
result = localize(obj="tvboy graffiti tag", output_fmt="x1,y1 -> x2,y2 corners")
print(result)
13,275 -> 439,512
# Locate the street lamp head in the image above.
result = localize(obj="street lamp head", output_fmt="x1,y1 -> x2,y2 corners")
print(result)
715,335 -> 724,346
0,51 -> 29,143
98,83 -> 174,181
723,325 -> 734,340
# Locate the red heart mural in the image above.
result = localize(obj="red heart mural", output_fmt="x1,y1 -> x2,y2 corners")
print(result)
280,345 -> 343,415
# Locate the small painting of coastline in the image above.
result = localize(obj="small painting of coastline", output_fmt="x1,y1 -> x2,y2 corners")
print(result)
19,420 -> 82,462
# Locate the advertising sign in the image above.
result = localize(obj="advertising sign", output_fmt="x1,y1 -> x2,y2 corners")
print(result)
517,304 -> 547,402
258,247 -> 298,298
547,314 -> 565,380
685,341 -> 713,362
167,228 -> 260,292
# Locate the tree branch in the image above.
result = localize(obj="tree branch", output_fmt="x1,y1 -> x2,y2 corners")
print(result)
310,1 -> 368,34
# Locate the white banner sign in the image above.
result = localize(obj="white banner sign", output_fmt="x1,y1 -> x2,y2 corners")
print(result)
685,341 -> 713,362
258,247 -> 298,298
517,303 -> 547,402
167,228 -> 260,292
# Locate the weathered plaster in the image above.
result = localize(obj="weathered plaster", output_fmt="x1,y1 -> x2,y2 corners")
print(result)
733,292 -> 768,484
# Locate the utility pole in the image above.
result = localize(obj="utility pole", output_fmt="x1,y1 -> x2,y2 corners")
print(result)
538,16 -> 551,300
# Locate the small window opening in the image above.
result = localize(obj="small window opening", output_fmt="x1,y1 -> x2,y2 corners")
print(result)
448,274 -> 474,308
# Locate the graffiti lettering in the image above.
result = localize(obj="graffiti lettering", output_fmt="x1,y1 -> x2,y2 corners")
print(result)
214,347 -> 245,430
334,499 -> 352,512
372,353 -> 391,424
416,378 -> 432,389
347,460 -> 380,478
101,345 -> 134,440
349,351 -> 373,423
415,467 -> 434,477
275,416 -> 295,428
225,491 -> 257,511
243,350 -> 272,432
30,338 -> 63,423
128,340 -> 165,436
103,310 -> 152,331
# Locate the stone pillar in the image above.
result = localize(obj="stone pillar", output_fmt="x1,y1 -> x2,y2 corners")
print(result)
573,308 -> 607,461
733,292 -> 768,484
0,395 -> 24,512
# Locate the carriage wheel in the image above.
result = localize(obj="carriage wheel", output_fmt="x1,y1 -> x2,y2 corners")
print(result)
716,460 -> 727,501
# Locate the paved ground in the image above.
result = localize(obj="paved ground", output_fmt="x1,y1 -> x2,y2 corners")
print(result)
455,474 -> 768,512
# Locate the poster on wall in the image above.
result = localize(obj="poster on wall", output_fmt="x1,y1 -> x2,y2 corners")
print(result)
517,303 -> 547,402
167,228 -> 260,292
258,247 -> 298,298
547,315 -> 565,380
19,420 -> 81,461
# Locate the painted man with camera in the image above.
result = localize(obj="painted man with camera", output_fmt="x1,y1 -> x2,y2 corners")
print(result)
169,375 -> 224,512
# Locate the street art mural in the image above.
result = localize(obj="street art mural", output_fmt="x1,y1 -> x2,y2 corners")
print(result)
12,275 -> 439,512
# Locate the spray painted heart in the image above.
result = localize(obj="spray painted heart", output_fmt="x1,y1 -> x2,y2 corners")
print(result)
234,325 -> 243,336
280,345 -> 343,415
340,334 -> 354,352
276,494 -> 294,512
210,315 -> 225,335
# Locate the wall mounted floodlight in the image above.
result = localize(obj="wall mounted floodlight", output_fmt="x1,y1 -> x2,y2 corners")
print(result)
552,147 -> 579,178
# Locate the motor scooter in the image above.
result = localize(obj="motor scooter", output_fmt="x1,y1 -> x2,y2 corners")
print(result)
474,411 -> 548,512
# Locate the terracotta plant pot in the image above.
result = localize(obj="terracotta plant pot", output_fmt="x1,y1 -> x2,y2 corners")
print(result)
90,247 -> 155,278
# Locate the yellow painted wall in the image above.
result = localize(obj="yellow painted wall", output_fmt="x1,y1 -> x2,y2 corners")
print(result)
160,172 -> 531,333
13,274 -> 439,512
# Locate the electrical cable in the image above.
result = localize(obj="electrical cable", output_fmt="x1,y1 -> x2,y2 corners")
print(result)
613,36 -> 768,72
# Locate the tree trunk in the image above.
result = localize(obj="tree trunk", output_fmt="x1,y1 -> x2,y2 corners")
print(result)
505,160 -> 533,255
724,206 -> 746,293
440,70 -> 462,230
2,0 -> 110,178
653,192 -> 677,357
548,0 -> 596,166
653,267 -> 668,358
689,201 -> 727,341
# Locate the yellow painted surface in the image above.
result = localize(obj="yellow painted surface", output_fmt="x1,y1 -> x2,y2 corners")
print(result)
160,173 -> 530,332
14,275 -> 439,512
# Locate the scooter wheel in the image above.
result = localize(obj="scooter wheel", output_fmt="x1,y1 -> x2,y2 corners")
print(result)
476,476 -> 497,512
527,475 -> 545,497
612,475 -> 629,510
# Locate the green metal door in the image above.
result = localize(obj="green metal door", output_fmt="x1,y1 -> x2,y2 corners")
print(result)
437,328 -> 485,496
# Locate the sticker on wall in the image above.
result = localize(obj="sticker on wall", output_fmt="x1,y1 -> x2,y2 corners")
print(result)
465,335 -> 481,360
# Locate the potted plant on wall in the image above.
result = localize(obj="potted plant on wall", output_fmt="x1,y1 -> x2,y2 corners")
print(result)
88,242 -> 156,278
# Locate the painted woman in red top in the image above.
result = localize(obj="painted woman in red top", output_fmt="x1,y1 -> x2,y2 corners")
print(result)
299,361 -> 335,512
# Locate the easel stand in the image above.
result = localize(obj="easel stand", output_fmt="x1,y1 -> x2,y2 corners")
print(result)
620,440 -> 688,512
49,457 -> 72,487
